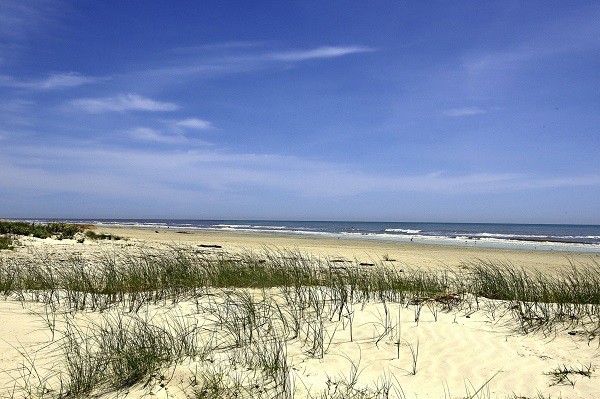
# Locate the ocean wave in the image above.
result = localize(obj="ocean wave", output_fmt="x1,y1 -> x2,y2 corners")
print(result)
213,224 -> 252,229
476,233 -> 546,239
384,228 -> 422,234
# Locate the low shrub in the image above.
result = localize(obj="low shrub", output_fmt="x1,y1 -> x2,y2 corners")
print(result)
0,235 -> 15,250
84,231 -> 122,241
0,220 -> 86,239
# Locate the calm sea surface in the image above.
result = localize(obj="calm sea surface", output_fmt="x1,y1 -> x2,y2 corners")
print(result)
23,219 -> 600,253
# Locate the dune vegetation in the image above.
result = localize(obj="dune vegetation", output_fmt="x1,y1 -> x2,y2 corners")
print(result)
0,241 -> 599,398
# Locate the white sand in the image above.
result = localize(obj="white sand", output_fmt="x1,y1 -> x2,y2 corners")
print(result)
1,227 -> 599,398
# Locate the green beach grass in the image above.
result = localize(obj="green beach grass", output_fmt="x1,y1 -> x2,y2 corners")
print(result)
0,239 -> 599,398
0,221 -> 88,241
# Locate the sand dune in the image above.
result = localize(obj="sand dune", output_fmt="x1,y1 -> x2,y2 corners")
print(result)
1,227 -> 599,398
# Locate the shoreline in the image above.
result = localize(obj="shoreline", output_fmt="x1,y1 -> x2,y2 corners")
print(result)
95,225 -> 600,273
93,220 -> 600,250
6,218 -> 600,252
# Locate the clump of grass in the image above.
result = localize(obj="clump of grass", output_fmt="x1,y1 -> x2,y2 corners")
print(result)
545,363 -> 594,387
191,363 -> 268,399
467,259 -> 600,334
0,220 -> 87,240
382,253 -> 395,262
405,338 -> 420,375
84,230 -> 123,240
0,234 -> 16,250
54,309 -> 203,396
315,355 -> 402,399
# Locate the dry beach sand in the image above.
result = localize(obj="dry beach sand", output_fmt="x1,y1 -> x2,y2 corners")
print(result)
1,225 -> 599,398
97,226 -> 600,273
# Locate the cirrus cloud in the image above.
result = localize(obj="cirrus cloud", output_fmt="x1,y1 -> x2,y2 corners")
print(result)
443,107 -> 487,117
128,127 -> 187,144
150,45 -> 375,77
268,46 -> 375,62
0,72 -> 102,90
175,118 -> 213,130
70,93 -> 178,113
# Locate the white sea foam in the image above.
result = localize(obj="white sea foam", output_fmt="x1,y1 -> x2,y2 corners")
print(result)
384,228 -> 421,234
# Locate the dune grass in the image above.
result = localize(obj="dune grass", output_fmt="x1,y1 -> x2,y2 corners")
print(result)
0,235 -> 15,250
0,221 -> 88,240
0,245 -> 598,398
83,231 -> 122,241
0,221 -> 96,249
469,259 -> 600,334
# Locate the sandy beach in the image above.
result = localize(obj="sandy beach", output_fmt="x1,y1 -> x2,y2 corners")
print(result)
1,225 -> 599,398
98,225 -> 600,273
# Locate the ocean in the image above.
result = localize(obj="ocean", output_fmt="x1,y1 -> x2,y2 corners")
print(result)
23,219 -> 600,253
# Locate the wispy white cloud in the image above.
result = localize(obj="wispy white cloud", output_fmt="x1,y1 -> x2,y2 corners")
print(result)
129,122 -> 212,144
127,118 -> 215,144
3,144 -> 600,205
463,8 -> 600,78
175,118 -> 213,130
268,46 -> 374,62
443,107 -> 486,117
151,45 -> 375,77
0,72 -> 102,90
0,1 -> 60,42
128,127 -> 187,144
71,94 -> 178,113
36,72 -> 102,89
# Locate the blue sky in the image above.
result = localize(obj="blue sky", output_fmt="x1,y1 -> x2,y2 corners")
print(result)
1,1 -> 599,223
